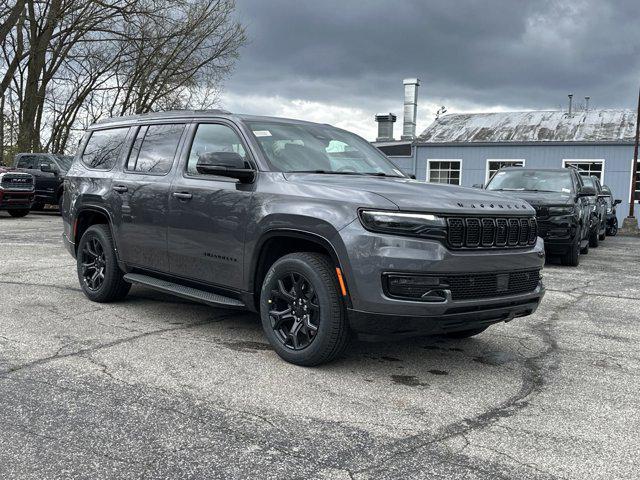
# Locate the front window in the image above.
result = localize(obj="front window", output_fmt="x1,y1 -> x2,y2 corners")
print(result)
428,160 -> 461,185
247,121 -> 404,177
486,169 -> 574,194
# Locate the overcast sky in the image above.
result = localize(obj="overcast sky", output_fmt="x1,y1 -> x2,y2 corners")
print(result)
219,0 -> 640,140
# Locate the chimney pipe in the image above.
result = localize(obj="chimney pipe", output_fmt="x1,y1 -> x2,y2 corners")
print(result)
375,113 -> 397,142
568,94 -> 573,116
401,78 -> 420,140
585,96 -> 590,111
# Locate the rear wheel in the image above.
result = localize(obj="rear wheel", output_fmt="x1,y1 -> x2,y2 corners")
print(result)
445,326 -> 488,339
8,209 -> 29,218
589,222 -> 600,248
607,217 -> 618,236
77,224 -> 130,302
260,252 -> 349,366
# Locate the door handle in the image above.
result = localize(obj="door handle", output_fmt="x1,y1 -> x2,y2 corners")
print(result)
112,185 -> 128,193
172,192 -> 193,200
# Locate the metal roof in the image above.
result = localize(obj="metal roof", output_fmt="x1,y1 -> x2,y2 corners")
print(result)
416,109 -> 638,144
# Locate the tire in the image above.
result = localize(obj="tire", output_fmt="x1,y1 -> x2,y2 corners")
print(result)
580,241 -> 589,255
445,326 -> 488,339
598,231 -> 606,241
77,224 -> 130,302
608,218 -> 618,236
31,202 -> 44,211
562,238 -> 580,266
259,252 -> 349,366
589,227 -> 599,248
8,209 -> 29,218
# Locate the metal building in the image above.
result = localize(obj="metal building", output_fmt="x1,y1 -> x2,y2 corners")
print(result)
377,109 -> 639,226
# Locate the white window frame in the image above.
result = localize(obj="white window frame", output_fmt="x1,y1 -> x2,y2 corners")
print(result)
485,159 -> 526,183
427,159 -> 462,185
562,159 -> 605,182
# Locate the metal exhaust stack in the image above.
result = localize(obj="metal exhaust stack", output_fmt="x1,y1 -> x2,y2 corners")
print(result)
375,113 -> 397,141
568,93 -> 573,116
401,78 -> 420,140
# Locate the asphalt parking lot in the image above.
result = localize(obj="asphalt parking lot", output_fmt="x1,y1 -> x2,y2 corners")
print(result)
1,212 -> 639,479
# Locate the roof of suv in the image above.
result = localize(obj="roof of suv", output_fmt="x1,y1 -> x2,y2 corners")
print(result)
91,110 -> 328,130
499,167 -> 577,173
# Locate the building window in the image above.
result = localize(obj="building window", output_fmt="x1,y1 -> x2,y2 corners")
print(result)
486,159 -> 525,182
427,160 -> 461,185
563,160 -> 604,181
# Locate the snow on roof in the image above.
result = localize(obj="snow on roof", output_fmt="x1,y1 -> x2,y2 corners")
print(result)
416,109 -> 638,144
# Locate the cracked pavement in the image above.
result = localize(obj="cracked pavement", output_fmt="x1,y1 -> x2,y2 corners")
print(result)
1,212 -> 639,479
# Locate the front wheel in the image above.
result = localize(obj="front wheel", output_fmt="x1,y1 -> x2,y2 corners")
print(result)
77,224 -> 130,302
607,218 -> 618,236
562,238 -> 580,266
8,209 -> 29,218
259,252 -> 349,366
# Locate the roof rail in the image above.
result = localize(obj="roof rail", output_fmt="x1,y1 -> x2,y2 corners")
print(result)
95,109 -> 231,125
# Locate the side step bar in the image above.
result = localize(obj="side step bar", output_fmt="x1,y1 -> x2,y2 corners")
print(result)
123,273 -> 245,309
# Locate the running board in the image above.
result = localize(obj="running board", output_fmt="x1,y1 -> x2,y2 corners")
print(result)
123,273 -> 245,309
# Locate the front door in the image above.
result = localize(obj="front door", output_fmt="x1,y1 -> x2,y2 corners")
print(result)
112,123 -> 188,273
168,122 -> 255,290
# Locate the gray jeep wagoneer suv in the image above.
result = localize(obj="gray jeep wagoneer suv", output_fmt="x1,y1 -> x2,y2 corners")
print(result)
62,110 -> 545,365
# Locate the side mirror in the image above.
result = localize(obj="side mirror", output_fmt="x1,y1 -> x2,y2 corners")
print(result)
578,185 -> 596,196
614,199 -> 622,205
409,174 -> 416,180
195,152 -> 255,183
472,183 -> 484,189
40,163 -> 58,174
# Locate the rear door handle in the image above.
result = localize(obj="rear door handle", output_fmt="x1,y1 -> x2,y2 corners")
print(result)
172,192 -> 193,200
112,185 -> 128,193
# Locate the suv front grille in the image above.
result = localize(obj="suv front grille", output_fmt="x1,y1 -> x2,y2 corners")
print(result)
384,269 -> 541,302
446,216 -> 537,249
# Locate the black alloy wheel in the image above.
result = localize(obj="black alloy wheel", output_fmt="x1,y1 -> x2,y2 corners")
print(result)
81,237 -> 106,291
268,272 -> 320,350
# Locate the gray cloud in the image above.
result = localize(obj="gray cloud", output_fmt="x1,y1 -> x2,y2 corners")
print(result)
224,0 -> 640,137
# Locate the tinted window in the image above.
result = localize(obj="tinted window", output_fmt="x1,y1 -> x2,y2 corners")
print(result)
127,124 -> 184,174
82,128 -> 129,170
54,155 -> 74,170
187,124 -> 248,175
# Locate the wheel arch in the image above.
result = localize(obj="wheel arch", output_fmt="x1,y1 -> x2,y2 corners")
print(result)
74,206 -> 115,254
249,229 -> 349,311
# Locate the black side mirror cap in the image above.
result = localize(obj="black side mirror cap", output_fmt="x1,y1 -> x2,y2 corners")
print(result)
40,163 -> 58,174
614,199 -> 622,205
196,152 -> 255,183
409,174 -> 416,180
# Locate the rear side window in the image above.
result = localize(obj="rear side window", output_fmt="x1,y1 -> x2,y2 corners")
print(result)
127,124 -> 185,174
16,155 -> 37,168
82,128 -> 129,170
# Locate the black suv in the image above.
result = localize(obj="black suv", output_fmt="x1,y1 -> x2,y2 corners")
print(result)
14,152 -> 73,210
62,110 -> 545,366
579,174 -> 607,246
485,167 -> 595,266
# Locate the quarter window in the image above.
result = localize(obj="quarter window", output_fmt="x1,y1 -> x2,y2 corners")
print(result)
487,160 -> 524,182
428,160 -> 461,185
563,160 -> 604,181
82,128 -> 129,170
187,123 -> 248,176
126,124 -> 185,174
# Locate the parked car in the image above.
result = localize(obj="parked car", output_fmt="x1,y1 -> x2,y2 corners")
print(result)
0,167 -> 35,217
579,174 -> 607,245
13,152 -> 73,210
485,167 -> 594,266
601,184 -> 622,236
62,110 -> 546,366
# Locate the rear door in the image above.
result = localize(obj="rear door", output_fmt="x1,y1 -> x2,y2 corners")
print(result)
111,123 -> 188,273
167,121 -> 255,290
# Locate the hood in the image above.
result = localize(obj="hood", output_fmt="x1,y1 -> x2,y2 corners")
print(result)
284,173 -> 534,216
489,190 -> 574,207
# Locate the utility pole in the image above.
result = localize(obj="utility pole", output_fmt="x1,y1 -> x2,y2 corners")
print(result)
621,87 -> 640,235
629,87 -> 640,218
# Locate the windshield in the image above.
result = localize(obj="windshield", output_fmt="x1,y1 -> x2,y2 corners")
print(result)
581,175 -> 596,188
487,169 -> 574,193
54,154 -> 74,170
247,121 -> 404,176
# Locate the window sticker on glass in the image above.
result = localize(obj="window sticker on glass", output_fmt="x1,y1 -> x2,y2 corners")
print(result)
253,130 -> 272,137
562,188 -> 571,193
496,171 -> 506,176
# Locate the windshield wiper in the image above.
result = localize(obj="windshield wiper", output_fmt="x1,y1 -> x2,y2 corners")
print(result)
288,170 -> 402,177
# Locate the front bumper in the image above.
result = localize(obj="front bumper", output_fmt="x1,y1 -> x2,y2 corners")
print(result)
0,189 -> 34,210
537,216 -> 579,254
332,220 -> 546,333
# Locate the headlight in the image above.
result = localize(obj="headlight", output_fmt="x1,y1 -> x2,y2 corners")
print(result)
359,210 -> 447,239
548,206 -> 575,215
